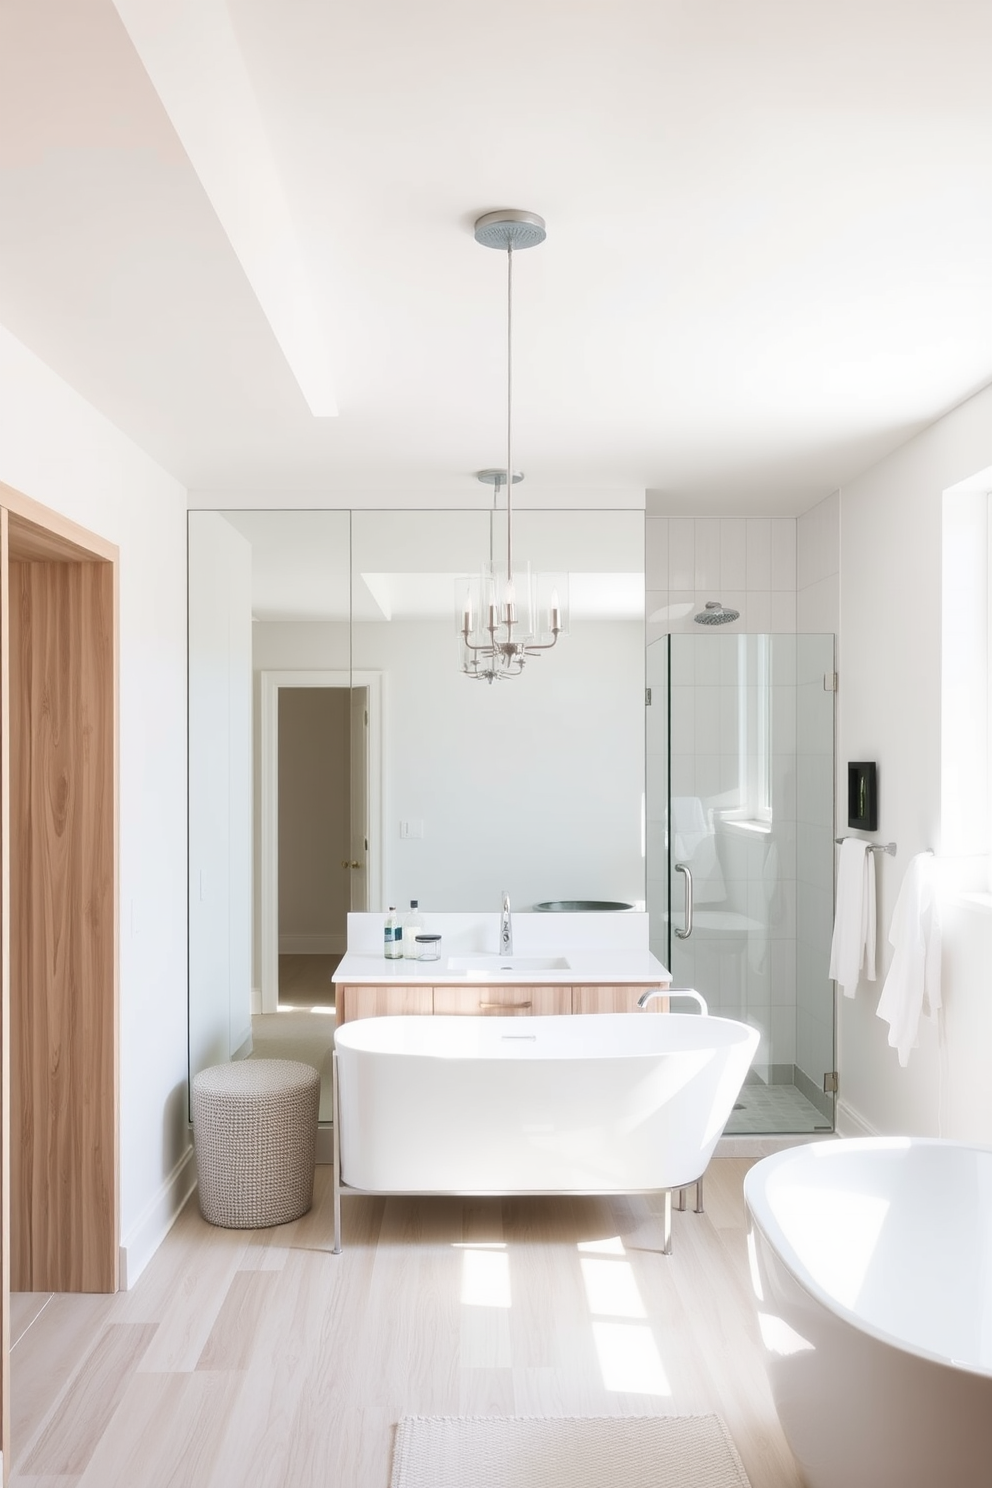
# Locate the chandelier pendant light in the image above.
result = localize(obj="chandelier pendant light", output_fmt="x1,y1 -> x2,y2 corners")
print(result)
459,210 -> 567,683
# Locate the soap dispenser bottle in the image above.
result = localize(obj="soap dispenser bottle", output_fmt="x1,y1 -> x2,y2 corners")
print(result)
403,899 -> 424,958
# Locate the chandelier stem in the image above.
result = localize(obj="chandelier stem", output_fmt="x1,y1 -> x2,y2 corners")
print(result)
469,207 -> 553,683
506,241 -> 514,590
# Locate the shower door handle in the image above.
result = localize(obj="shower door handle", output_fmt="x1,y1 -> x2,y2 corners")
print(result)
674,861 -> 693,939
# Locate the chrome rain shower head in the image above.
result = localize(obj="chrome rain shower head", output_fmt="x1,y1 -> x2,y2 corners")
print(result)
694,601 -> 740,626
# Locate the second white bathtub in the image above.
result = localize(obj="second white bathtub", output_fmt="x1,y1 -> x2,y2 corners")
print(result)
744,1138 -> 992,1488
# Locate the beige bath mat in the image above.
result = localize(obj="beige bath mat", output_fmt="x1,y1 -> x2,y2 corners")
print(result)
390,1413 -> 752,1488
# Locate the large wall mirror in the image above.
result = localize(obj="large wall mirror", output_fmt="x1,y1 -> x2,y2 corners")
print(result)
188,507 -> 645,1092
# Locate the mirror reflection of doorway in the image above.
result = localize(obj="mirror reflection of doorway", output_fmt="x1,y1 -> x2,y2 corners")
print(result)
255,672 -> 377,1129
259,670 -> 378,1017
276,685 -> 354,1010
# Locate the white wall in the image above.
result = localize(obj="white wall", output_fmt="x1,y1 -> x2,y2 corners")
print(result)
0,324 -> 190,1284
838,380 -> 992,1142
253,617 -> 645,917
188,512 -> 252,1075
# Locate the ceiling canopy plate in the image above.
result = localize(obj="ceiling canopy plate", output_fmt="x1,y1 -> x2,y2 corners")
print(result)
473,210 -> 547,251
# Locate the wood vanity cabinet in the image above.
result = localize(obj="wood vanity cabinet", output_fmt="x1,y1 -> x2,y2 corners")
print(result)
573,985 -> 668,1014
335,982 -> 669,1024
338,985 -> 434,1022
433,985 -> 571,1017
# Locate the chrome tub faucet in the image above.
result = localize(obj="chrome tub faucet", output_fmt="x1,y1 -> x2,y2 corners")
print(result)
500,890 -> 513,955
637,987 -> 710,1014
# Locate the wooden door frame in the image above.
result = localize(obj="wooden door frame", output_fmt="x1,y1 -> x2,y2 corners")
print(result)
0,481 -> 119,1484
259,670 -> 382,1014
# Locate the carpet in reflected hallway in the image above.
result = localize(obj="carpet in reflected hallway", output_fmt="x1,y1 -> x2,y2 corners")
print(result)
390,1413 -> 753,1488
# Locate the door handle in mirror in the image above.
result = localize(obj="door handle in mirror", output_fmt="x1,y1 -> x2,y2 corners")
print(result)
674,861 -> 693,939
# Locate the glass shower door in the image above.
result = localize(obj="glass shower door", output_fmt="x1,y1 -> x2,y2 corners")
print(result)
647,631 -> 836,1136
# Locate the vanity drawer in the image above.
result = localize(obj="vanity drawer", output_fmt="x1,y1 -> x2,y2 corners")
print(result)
432,985 -> 572,1017
337,984 -> 434,1024
572,985 -> 669,1014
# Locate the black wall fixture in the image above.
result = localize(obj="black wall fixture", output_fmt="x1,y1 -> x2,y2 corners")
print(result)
847,761 -> 878,832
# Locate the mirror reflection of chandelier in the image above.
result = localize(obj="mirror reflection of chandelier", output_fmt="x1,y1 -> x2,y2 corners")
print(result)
458,209 -> 568,683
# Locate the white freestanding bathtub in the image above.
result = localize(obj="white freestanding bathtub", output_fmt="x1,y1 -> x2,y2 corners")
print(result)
332,1011 -> 758,1253
744,1138 -> 992,1488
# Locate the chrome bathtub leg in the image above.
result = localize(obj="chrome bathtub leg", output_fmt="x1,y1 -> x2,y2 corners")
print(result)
332,1050 -> 342,1255
662,1190 -> 672,1255
676,1187 -> 686,1212
695,1176 -> 704,1214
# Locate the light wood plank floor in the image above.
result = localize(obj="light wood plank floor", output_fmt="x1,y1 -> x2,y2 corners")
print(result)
278,954 -> 338,1009
9,1160 -> 802,1487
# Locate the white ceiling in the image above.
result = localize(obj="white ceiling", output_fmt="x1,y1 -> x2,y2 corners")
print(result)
2,1 -> 990,513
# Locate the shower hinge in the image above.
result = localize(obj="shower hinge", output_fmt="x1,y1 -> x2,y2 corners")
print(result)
823,1071 -> 839,1094
823,672 -> 838,692
645,687 -> 652,706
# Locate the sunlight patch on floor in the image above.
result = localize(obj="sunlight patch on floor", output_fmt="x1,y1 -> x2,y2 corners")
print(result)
581,1258 -> 646,1319
591,1321 -> 671,1395
458,1244 -> 511,1309
577,1235 -> 627,1255
579,1235 -> 670,1395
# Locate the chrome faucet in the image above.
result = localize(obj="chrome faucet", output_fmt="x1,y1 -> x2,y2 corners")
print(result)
637,987 -> 709,1014
500,890 -> 513,955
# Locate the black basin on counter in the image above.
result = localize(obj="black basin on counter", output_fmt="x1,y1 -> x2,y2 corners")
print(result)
533,900 -> 634,912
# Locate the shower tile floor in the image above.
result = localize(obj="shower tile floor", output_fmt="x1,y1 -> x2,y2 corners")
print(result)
724,1082 -> 832,1136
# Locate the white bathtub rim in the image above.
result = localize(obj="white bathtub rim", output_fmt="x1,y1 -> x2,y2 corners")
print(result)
744,1136 -> 992,1381
335,1010 -> 759,1060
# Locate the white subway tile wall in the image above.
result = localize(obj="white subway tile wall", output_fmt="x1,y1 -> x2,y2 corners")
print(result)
746,519 -> 772,592
720,519 -> 747,590
694,519 -> 721,590
797,492 -> 840,633
795,635 -> 836,1091
645,516 -> 799,634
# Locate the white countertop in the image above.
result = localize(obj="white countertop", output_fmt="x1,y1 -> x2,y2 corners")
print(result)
334,951 -> 671,985
334,910 -> 670,985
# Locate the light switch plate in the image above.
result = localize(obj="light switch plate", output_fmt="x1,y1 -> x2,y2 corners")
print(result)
400,819 -> 424,839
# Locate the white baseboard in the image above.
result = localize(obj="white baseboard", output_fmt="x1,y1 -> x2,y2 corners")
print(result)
279,934 -> 346,955
836,1098 -> 878,1138
119,1144 -> 197,1291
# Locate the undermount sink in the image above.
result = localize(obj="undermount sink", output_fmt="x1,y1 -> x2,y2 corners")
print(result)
446,954 -> 571,976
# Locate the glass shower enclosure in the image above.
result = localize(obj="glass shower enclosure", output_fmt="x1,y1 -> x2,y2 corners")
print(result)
647,632 -> 836,1135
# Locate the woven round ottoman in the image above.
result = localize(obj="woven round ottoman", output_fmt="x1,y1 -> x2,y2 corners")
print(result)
192,1059 -> 320,1228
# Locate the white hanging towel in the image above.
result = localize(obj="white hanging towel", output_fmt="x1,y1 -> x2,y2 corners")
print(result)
875,852 -> 941,1067
828,838 -> 876,998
